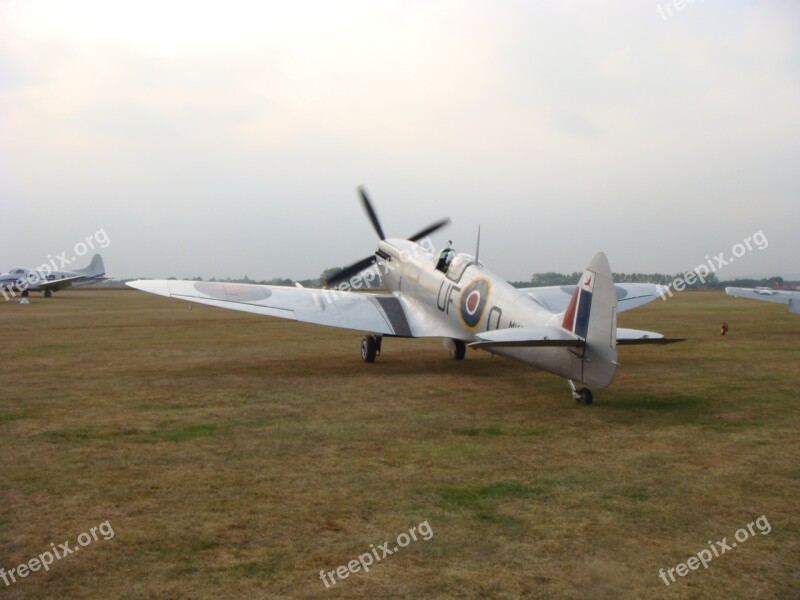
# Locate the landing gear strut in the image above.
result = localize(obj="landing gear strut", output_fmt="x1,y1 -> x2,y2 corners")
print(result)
360,335 -> 382,363
569,380 -> 593,405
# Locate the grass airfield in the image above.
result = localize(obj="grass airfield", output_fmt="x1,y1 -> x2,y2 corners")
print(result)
0,289 -> 798,599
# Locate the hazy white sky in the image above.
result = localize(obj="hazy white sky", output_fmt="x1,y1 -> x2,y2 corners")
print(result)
2,0 -> 799,280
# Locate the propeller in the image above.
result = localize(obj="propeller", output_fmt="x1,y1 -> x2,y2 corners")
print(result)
324,187 -> 450,288
325,255 -> 378,289
359,186 -> 386,241
408,218 -> 452,243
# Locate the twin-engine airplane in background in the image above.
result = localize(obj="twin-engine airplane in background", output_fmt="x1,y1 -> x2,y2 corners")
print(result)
128,189 -> 684,404
1,254 -> 106,299
725,286 -> 800,314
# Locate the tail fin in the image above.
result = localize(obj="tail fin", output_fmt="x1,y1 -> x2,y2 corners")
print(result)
75,254 -> 106,277
562,252 -> 618,388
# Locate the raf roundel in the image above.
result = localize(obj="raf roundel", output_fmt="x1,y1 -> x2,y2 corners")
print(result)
460,278 -> 490,329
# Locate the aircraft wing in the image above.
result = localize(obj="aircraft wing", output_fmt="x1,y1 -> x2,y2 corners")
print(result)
725,287 -> 800,313
126,279 -> 422,337
521,283 -> 667,314
616,328 -> 686,345
33,275 -> 88,292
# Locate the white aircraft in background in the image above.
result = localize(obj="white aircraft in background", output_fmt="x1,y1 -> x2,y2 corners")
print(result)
725,286 -> 800,314
0,254 -> 106,299
128,189 -> 684,404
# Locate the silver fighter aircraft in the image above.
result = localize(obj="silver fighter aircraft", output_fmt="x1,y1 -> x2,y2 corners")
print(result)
128,189 -> 683,404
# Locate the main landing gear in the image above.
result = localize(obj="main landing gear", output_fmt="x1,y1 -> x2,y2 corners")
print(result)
360,335 -> 382,363
443,338 -> 466,360
44,290 -> 53,298
569,380 -> 593,405
362,336 -> 468,363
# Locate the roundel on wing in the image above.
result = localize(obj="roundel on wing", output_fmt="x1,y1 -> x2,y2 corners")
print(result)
460,278 -> 490,329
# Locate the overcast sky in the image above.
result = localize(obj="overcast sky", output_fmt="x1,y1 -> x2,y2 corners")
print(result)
2,0 -> 798,281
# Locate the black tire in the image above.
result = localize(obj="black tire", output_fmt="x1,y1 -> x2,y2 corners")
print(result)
577,388 -> 593,405
450,340 -> 466,360
22,290 -> 29,298
44,290 -> 53,298
361,335 -> 378,363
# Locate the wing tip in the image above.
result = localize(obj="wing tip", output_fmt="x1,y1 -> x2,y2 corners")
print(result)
126,279 -> 172,297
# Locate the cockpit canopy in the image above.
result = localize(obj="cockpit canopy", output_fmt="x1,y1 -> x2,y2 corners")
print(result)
446,253 -> 480,281
434,246 -> 481,282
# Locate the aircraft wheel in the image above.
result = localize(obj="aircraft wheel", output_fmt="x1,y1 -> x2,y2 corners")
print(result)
361,335 -> 378,363
44,290 -> 53,298
576,388 -> 593,405
21,290 -> 29,298
450,340 -> 466,360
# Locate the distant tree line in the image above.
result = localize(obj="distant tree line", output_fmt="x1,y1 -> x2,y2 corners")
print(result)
105,269 -> 796,291
508,272 -> 796,290
207,271 -> 794,291
158,267 -> 379,289
178,275 -> 326,287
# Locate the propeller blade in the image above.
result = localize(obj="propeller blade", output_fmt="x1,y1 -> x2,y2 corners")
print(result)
325,255 -> 376,288
358,186 -> 386,241
408,217 -> 451,242
327,187 -> 450,289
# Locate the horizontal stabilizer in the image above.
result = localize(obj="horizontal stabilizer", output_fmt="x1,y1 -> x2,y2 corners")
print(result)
616,328 -> 686,345
470,326 -> 584,349
471,326 -> 686,349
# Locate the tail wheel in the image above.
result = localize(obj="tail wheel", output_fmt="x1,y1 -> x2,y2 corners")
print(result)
361,335 -> 378,363
576,388 -> 593,405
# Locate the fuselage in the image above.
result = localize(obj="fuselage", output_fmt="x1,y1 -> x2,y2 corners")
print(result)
1,268 -> 71,289
376,239 -> 561,337
0,267 -> 102,294
373,238 -> 593,382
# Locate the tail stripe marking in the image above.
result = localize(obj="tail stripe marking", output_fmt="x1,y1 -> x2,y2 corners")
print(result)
562,287 -> 579,332
575,289 -> 593,339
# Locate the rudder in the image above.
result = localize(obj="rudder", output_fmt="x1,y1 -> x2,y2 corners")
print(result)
562,252 -> 618,388
75,254 -> 106,277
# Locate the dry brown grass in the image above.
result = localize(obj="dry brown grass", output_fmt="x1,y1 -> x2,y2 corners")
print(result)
0,289 -> 798,599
